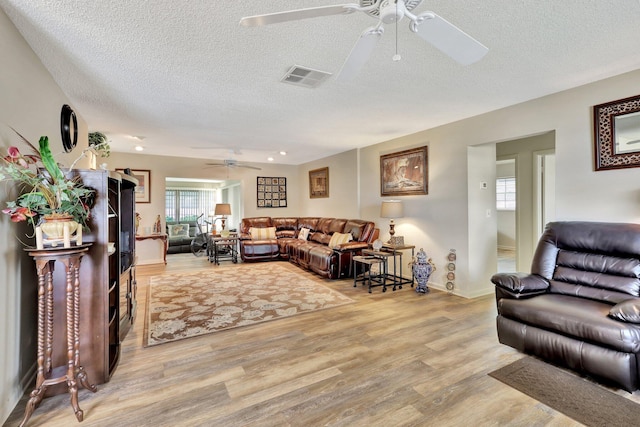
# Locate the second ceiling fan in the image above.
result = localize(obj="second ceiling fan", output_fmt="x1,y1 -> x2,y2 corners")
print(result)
240,0 -> 489,81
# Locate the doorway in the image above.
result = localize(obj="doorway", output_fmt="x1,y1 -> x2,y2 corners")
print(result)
496,158 -> 516,273
495,132 -> 556,272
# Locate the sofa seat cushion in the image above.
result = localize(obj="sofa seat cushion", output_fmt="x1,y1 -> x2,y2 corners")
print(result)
241,239 -> 278,256
499,294 -> 640,353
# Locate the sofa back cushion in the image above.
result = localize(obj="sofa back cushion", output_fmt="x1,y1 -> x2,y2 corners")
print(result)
532,221 -> 640,303
317,218 -> 335,234
329,219 -> 347,234
343,219 -> 375,242
240,217 -> 273,234
310,232 -> 332,245
272,217 -> 298,238
297,217 -> 320,232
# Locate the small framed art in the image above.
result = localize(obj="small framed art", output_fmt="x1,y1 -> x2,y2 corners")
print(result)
116,168 -> 150,203
309,167 -> 329,198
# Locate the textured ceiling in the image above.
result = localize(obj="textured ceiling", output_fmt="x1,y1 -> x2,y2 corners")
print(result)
3,0 -> 640,165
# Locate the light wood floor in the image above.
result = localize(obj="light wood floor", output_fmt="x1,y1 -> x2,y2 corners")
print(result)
7,254 -> 640,427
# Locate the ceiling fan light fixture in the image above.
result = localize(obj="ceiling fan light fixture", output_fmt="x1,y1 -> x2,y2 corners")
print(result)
380,0 -> 406,24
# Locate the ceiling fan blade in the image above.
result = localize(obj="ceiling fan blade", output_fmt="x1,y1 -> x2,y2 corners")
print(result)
337,26 -> 384,82
240,4 -> 357,27
413,13 -> 488,65
235,164 -> 263,170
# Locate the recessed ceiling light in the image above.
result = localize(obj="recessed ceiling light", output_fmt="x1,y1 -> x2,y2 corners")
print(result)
135,146 -> 144,151
267,157 -> 274,162
279,151 -> 287,156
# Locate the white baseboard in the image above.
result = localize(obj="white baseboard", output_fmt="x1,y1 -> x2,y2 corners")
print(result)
136,258 -> 165,266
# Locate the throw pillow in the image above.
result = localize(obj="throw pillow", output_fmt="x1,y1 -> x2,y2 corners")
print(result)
328,232 -> 352,249
298,227 -> 310,241
250,226 -> 276,240
609,299 -> 640,323
168,223 -> 190,238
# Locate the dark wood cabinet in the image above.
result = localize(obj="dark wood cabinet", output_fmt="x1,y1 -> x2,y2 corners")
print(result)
47,169 -> 138,388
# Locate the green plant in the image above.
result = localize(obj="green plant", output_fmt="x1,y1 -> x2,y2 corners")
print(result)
1,132 -> 95,230
88,131 -> 110,158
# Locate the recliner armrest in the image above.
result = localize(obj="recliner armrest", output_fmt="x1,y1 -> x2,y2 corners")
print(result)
491,272 -> 549,296
334,242 -> 369,252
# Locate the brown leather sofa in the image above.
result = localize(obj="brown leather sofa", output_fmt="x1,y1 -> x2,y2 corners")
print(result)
492,221 -> 640,391
239,216 -> 378,279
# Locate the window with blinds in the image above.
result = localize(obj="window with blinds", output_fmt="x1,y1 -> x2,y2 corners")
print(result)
165,188 -> 216,222
496,177 -> 516,210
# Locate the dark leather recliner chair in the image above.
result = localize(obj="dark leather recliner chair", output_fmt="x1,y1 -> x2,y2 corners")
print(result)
492,221 -> 640,391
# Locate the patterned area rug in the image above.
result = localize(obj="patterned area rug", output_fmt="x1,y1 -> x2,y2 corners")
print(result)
145,262 -> 354,346
489,356 -> 640,426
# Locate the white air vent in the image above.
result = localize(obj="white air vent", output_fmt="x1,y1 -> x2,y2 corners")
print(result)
281,65 -> 332,88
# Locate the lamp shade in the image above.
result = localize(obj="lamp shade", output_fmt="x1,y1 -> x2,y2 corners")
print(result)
214,203 -> 231,216
380,200 -> 404,219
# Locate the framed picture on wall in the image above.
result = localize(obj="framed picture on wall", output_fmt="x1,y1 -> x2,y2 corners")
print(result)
380,146 -> 428,196
309,167 -> 329,198
116,168 -> 151,203
257,176 -> 286,207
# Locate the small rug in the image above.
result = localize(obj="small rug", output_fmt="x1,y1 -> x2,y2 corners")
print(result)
489,356 -> 640,426
144,262 -> 354,346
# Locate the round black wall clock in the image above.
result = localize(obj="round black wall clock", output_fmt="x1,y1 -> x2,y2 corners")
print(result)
60,104 -> 78,153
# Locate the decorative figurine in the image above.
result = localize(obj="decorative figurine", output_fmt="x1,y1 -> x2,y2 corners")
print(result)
412,248 -> 435,294
135,212 -> 141,235
153,214 -> 161,234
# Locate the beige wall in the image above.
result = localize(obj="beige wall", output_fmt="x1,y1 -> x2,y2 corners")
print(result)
0,8 -> 91,423
359,69 -> 640,297
298,149 -> 360,218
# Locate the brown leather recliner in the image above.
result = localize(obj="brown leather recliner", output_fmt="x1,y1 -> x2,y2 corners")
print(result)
239,216 -> 378,279
492,221 -> 640,391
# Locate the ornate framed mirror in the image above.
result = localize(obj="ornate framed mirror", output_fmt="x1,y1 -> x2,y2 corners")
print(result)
593,94 -> 640,171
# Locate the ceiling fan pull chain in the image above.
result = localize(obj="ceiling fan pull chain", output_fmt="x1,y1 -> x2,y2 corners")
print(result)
393,0 -> 401,61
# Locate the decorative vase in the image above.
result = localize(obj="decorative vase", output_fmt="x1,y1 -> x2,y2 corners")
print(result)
412,248 -> 434,294
37,213 -> 82,249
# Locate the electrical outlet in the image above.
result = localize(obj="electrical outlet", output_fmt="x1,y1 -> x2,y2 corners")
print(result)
480,181 -> 488,189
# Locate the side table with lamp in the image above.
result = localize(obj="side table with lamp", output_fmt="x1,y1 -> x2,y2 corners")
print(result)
208,203 -> 238,263
369,200 -> 415,288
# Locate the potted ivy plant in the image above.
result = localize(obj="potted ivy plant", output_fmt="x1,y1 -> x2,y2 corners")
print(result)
88,131 -> 110,158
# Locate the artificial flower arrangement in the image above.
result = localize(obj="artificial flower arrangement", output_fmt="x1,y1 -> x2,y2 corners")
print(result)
0,129 -> 108,237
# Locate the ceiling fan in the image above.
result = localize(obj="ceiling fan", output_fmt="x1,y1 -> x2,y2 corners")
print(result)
239,0 -> 489,81
206,159 -> 262,170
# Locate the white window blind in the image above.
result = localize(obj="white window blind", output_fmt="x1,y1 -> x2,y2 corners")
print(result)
165,188 -> 216,222
496,177 -> 516,210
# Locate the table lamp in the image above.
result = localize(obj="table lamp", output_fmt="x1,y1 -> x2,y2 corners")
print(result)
214,203 -> 231,232
380,200 -> 404,245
